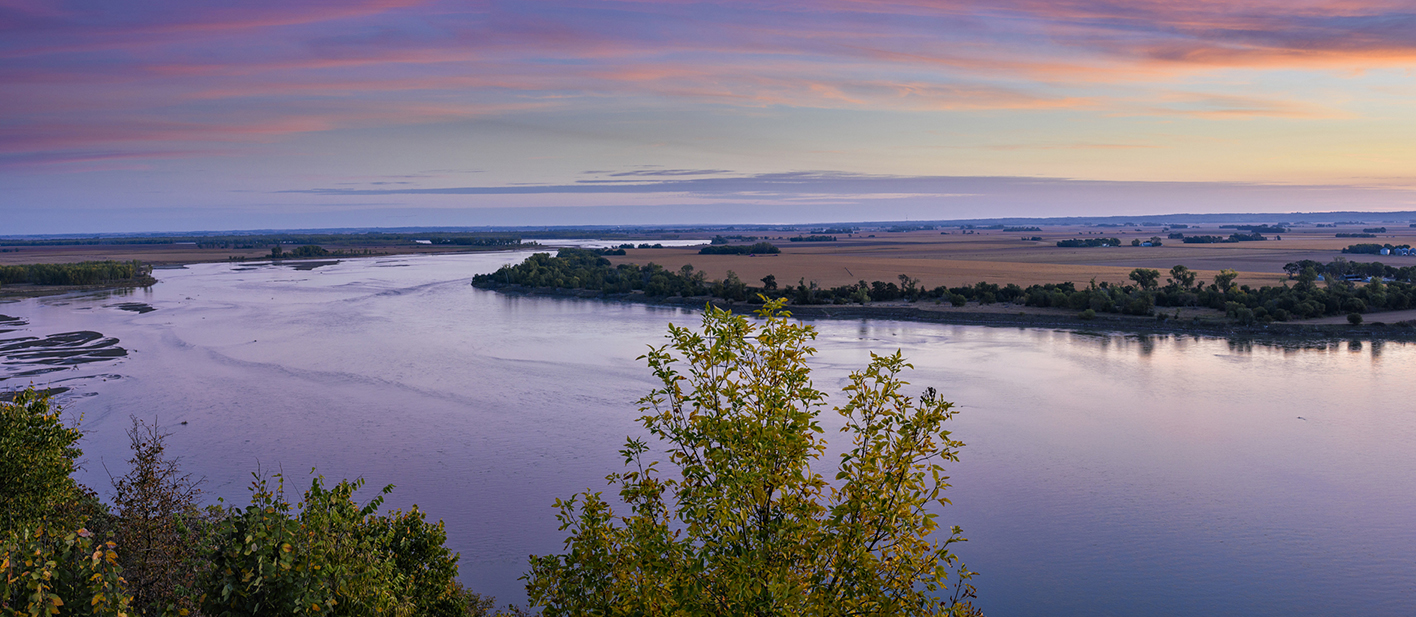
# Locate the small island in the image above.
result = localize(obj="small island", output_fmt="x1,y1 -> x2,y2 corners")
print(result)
0,260 -> 157,298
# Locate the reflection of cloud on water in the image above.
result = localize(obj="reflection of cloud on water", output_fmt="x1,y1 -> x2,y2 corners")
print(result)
0,314 -> 127,382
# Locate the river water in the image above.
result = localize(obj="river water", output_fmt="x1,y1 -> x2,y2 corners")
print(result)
2,251 -> 1413,616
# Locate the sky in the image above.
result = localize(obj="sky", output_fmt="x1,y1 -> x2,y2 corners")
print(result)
3,0 -> 1416,233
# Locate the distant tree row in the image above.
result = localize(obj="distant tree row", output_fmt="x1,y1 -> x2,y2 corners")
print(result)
1342,243 -> 1413,254
1056,238 -> 1120,248
0,260 -> 150,286
789,235 -> 837,242
1178,233 -> 1267,243
709,234 -> 759,244
698,242 -> 780,255
1219,224 -> 1287,234
1285,258 -> 1416,281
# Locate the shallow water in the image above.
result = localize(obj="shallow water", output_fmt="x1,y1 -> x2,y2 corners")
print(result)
3,252 -> 1413,616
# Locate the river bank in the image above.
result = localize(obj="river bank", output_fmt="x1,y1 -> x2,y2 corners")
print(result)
0,274 -> 159,300
479,283 -> 1416,342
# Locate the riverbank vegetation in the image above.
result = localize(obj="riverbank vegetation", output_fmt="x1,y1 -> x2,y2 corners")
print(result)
0,260 -> 153,287
474,249 -> 1416,326
1,388 -> 524,616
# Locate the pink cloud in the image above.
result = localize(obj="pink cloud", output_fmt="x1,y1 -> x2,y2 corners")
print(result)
4,0 -> 1412,162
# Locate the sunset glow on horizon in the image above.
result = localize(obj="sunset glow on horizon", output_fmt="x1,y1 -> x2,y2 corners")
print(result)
4,0 -> 1416,232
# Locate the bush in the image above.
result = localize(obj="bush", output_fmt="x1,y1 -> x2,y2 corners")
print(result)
0,525 -> 133,615
1079,308 -> 1097,320
198,473 -> 462,616
1348,313 -> 1364,325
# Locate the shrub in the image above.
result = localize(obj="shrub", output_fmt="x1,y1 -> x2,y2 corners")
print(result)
0,525 -> 133,615
1348,313 -> 1364,325
0,388 -> 84,535
199,473 -> 460,617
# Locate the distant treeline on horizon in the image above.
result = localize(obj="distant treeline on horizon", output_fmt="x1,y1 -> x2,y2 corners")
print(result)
7,212 -> 1416,242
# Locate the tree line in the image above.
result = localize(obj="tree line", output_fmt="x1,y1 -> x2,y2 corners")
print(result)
698,241 -> 781,255
0,260 -> 151,286
474,249 -> 1416,324
1178,232 -> 1267,243
1342,243 -> 1413,254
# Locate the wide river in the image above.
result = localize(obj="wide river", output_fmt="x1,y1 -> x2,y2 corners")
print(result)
2,251 -> 1413,616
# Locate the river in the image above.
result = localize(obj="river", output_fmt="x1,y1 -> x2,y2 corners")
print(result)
2,251 -> 1412,616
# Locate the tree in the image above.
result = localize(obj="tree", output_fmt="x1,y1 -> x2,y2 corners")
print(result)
761,274 -> 778,291
1297,266 -> 1319,287
1,388 -> 84,535
1213,269 -> 1239,292
526,300 -> 979,616
1128,268 -> 1160,290
108,417 -> 208,615
898,274 -> 922,299
1,388 -> 135,614
1167,265 -> 1196,290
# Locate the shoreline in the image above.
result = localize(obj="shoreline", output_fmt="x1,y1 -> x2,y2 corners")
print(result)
0,275 -> 159,300
478,283 -> 1416,342
0,246 -> 528,300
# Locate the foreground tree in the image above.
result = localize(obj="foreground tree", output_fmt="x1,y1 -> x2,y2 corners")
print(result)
108,418 -> 211,615
0,388 -> 84,535
526,300 -> 980,616
1,388 -> 134,615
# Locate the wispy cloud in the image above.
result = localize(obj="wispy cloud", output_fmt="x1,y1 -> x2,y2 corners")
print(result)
5,0 -> 1416,227
6,0 -> 1410,162
276,170 -> 1396,198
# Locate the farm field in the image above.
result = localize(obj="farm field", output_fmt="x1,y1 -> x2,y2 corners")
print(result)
608,224 -> 1416,290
